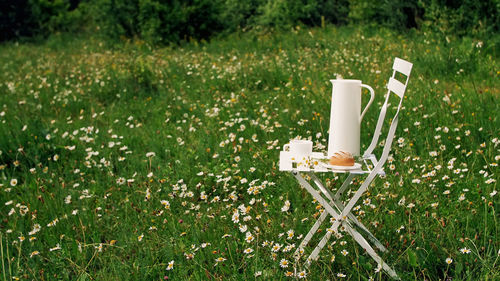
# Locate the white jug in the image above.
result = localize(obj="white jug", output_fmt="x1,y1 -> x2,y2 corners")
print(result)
327,79 -> 375,157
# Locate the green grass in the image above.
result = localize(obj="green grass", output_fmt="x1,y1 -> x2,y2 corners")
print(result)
0,26 -> 498,280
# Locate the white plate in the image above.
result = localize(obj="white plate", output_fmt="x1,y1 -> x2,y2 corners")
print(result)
320,162 -> 362,170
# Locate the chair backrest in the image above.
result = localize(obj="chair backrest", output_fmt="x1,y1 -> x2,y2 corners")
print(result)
363,57 -> 413,168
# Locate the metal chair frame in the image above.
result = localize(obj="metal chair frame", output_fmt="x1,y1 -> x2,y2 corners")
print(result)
279,58 -> 413,279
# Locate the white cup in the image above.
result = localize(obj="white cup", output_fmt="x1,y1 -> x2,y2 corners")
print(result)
284,140 -> 313,170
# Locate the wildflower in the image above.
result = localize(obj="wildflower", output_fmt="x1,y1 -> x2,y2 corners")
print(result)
30,251 -> 40,258
446,257 -> 453,264
47,218 -> 59,227
215,257 -> 226,264
297,270 -> 307,278
239,224 -> 247,233
146,152 -> 156,158
286,229 -> 294,240
255,271 -> 262,277
49,243 -> 61,252
337,273 -> 346,277
166,260 -> 174,270
341,249 -> 349,256
116,177 -> 126,185
245,232 -> 255,243
485,178 -> 496,184
285,271 -> 294,277
460,247 -> 471,254
10,179 -> 18,187
160,200 -> 170,209
28,224 -> 41,236
280,259 -> 289,268
281,200 -> 290,212
271,243 -> 282,252
138,234 -> 144,241
232,211 -> 240,224
244,248 -> 254,254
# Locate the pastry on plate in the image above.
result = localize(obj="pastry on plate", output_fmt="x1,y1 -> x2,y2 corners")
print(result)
329,151 -> 355,166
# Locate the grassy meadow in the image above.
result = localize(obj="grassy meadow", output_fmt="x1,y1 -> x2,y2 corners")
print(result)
0,26 -> 498,280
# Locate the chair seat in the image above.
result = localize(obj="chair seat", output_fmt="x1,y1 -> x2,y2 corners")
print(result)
280,151 -> 386,176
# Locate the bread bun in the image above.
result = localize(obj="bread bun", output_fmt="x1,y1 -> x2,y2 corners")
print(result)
329,151 -> 355,166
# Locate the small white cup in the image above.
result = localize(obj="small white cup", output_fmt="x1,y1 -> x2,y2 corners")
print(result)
284,140 -> 313,170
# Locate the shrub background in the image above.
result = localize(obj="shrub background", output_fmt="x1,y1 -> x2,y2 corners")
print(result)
1,0 -> 499,43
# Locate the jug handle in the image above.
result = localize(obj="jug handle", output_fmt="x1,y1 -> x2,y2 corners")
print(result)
360,84 -> 375,122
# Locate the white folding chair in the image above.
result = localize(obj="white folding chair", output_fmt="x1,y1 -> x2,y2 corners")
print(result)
280,58 -> 413,279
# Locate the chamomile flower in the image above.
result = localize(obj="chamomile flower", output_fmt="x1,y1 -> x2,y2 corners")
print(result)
244,248 -> 254,254
460,247 -> 471,254
166,260 -> 174,270
245,231 -> 255,243
215,257 -> 226,264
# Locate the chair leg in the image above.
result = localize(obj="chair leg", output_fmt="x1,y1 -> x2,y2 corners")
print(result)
308,173 -> 386,252
345,224 -> 400,280
294,210 -> 329,260
330,198 -> 387,253
294,172 -> 395,277
306,225 -> 335,263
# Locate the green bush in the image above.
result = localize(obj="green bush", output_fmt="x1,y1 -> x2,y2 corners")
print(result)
348,0 -> 421,29
1,0 -> 498,43
91,0 -> 225,44
253,0 -> 349,29
0,1 -> 34,40
220,0 -> 265,32
420,0 -> 500,36
348,0 -> 499,35
0,0 -> 85,41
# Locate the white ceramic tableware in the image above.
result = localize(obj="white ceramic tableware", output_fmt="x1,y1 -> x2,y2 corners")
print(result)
283,139 -> 313,170
328,79 -> 375,157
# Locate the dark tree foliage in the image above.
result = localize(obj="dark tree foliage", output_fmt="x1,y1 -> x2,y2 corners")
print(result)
1,0 -> 498,43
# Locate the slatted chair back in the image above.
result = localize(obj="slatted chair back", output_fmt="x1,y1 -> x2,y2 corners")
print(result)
363,57 -> 413,168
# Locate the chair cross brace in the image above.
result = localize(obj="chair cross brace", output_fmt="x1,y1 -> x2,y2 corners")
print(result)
292,171 -> 399,279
